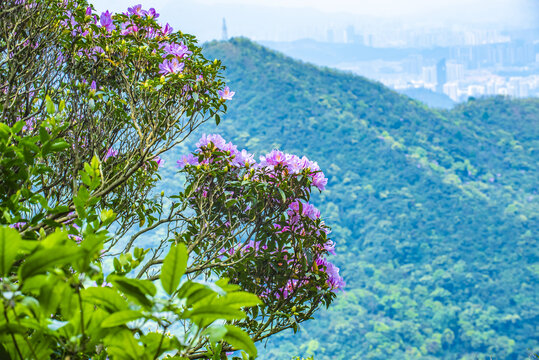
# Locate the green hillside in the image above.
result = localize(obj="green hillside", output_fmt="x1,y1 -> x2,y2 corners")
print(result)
187,38 -> 538,359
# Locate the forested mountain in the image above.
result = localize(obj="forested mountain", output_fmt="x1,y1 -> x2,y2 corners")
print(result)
169,38 -> 539,359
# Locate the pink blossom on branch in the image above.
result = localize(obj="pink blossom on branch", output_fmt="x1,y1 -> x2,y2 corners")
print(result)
218,86 -> 235,100
158,58 -> 184,75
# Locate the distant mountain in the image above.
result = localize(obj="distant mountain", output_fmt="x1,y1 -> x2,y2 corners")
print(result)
173,38 -> 538,360
260,39 -> 449,67
399,87 -> 455,109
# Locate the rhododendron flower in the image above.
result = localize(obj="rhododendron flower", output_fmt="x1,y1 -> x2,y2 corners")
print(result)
218,86 -> 235,100
104,148 -> 118,160
196,134 -> 227,151
153,156 -> 164,167
232,149 -> 255,167
177,154 -> 198,169
312,172 -> 328,191
162,42 -> 191,58
85,6 -> 92,16
9,222 -> 26,230
161,23 -> 173,36
120,22 -> 139,35
127,4 -> 143,16
145,8 -> 159,18
159,58 -> 184,75
316,257 -> 345,290
100,11 -> 115,32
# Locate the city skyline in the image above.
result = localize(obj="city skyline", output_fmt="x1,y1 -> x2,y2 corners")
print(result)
91,0 -> 538,43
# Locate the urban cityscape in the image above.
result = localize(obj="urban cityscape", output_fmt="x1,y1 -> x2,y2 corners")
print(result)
255,24 -> 539,105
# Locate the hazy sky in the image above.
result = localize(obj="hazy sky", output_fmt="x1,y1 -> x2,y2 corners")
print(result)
91,0 -> 539,42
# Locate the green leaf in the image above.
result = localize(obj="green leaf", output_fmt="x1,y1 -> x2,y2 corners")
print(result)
19,245 -> 83,280
11,120 -> 24,134
177,281 -> 215,307
223,325 -> 257,358
50,140 -> 70,152
39,127 -> 50,143
101,310 -> 144,328
45,95 -> 55,114
82,287 -> 129,312
107,275 -> 156,308
104,328 -> 144,359
278,188 -> 286,203
0,226 -> 22,276
221,292 -> 261,308
160,243 -> 188,296
184,305 -> 246,324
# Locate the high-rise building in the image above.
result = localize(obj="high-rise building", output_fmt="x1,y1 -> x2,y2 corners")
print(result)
422,66 -> 437,85
446,61 -> 464,82
436,58 -> 447,93
326,28 -> 334,43
221,18 -> 228,41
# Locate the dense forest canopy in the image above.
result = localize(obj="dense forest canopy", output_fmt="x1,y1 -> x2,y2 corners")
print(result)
176,38 -> 539,360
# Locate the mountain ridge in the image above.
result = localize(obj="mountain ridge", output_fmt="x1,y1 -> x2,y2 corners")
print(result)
174,37 -> 539,359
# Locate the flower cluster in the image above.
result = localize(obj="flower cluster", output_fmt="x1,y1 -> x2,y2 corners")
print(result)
179,134 -> 344,297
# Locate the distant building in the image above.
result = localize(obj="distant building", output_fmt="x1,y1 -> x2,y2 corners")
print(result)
436,58 -> 447,93
345,25 -> 363,44
422,65 -> 437,85
222,18 -> 228,41
326,28 -> 334,43
443,82 -> 459,101
404,55 -> 423,75
446,61 -> 464,82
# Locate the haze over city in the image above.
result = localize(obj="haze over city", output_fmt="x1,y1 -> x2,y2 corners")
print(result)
92,0 -> 539,104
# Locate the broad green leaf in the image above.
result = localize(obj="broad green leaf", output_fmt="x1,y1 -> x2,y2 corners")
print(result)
220,292 -> 262,308
19,245 -> 83,280
0,226 -> 22,276
107,275 -> 155,308
101,310 -> 144,328
104,329 -> 145,360
177,281 -> 215,307
223,325 -> 257,358
184,305 -> 246,324
45,95 -> 55,114
160,243 -> 188,296
0,323 -> 27,335
82,287 -> 128,312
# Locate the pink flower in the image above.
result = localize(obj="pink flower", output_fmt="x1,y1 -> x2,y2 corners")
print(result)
161,23 -> 173,36
218,86 -> 235,100
153,156 -> 164,168
104,148 -> 118,160
177,154 -> 198,169
162,42 -> 191,58
159,58 -> 184,75
100,11 -> 115,32
127,4 -> 143,16
120,22 -> 139,35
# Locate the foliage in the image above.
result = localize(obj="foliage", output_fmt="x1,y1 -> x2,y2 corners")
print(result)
0,3 -> 341,359
199,38 -> 538,359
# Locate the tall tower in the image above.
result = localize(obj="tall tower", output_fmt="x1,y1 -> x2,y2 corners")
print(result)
436,58 -> 447,93
222,18 -> 228,41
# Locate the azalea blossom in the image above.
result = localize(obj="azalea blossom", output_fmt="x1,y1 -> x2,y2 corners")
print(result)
177,154 -> 198,169
161,23 -> 173,36
218,86 -> 235,100
104,147 -> 118,161
127,4 -> 143,16
161,42 -> 191,59
158,58 -> 184,75
100,11 -> 115,32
